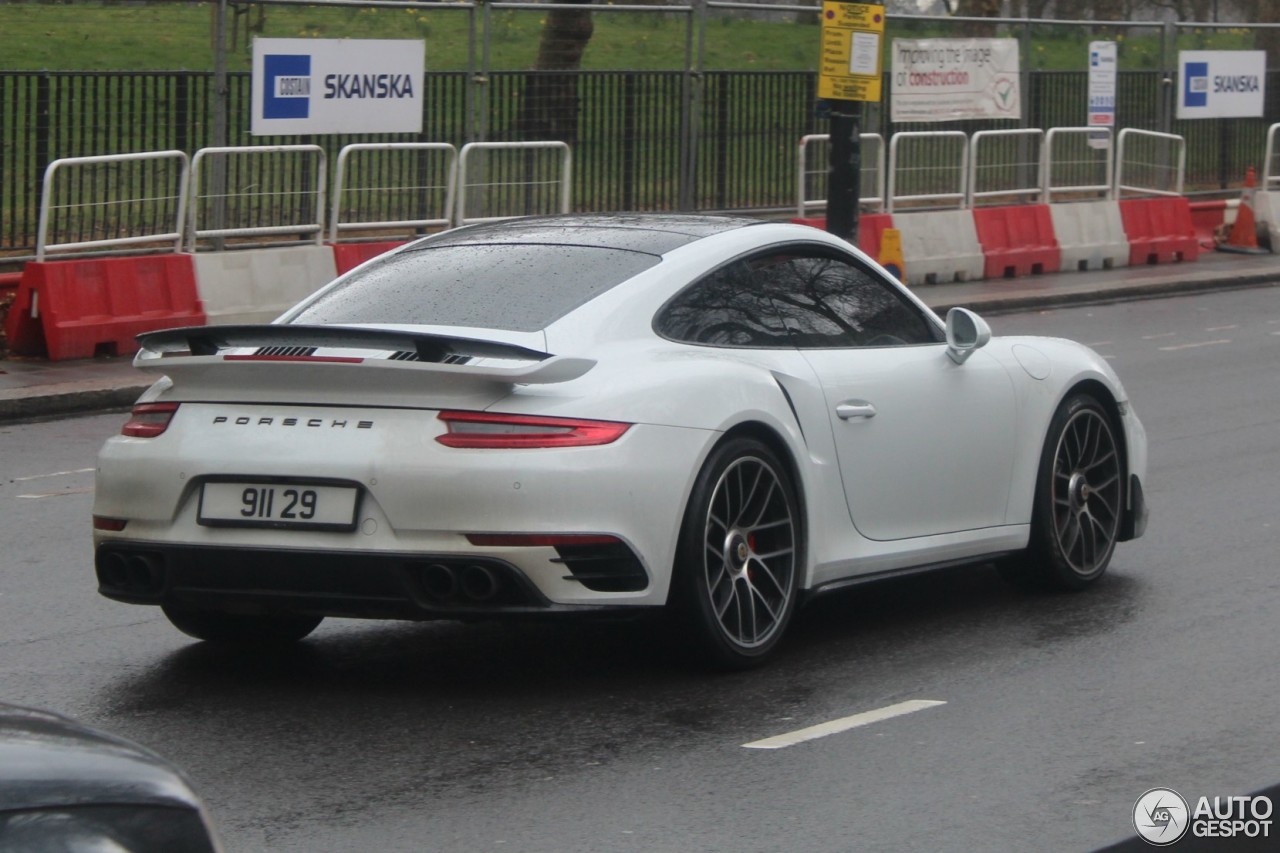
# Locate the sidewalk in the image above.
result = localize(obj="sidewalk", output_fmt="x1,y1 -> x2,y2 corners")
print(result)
2,248 -> 1278,423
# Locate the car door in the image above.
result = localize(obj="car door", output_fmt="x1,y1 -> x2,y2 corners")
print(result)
755,249 -> 1018,542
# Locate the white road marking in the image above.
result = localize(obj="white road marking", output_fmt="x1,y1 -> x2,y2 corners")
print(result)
1205,325 -> 1238,332
742,700 -> 946,749
18,486 -> 95,499
1158,339 -> 1232,352
13,467 -> 94,482
1142,332 -> 1177,340
1084,341 -> 1112,347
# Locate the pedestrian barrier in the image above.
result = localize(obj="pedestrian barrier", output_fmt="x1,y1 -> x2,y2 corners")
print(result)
1253,192 -> 1280,252
1049,201 -> 1130,272
1255,123 -> 1280,252
329,143 -> 457,242
331,241 -> 407,276
455,142 -> 571,226
1119,197 -> 1200,265
192,246 -> 337,325
1040,128 -> 1125,271
893,210 -> 986,285
796,133 -> 886,219
887,132 -> 984,285
4,256 -> 204,360
971,205 -> 1060,279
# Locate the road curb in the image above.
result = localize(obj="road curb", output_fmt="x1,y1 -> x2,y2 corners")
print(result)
927,269 -> 1280,315
0,381 -> 149,423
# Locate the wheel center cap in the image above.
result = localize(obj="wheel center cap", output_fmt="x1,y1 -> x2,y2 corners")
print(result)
1068,472 -> 1090,510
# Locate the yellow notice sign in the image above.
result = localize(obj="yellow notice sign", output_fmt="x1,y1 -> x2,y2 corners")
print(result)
818,2 -> 885,102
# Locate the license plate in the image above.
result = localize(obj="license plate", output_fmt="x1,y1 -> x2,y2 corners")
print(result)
198,482 -> 360,531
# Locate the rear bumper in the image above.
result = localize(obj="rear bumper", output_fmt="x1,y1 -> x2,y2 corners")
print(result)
95,543 -> 659,621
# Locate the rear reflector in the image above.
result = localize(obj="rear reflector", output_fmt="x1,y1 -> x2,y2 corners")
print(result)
436,411 -> 630,449
465,533 -> 622,547
122,402 -> 179,437
93,516 -> 128,532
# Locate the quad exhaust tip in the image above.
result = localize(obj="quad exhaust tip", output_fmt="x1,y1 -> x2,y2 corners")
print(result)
418,563 -> 502,603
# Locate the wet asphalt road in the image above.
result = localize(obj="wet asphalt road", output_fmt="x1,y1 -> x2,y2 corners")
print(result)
2,284 -> 1279,852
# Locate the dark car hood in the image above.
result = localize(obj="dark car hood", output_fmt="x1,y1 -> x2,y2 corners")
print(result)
0,703 -> 201,814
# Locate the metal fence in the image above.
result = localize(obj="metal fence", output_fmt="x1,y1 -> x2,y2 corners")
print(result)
2,3 -> 1280,259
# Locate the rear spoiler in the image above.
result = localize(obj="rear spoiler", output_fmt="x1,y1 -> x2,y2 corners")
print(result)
137,324 -> 551,362
133,325 -> 596,386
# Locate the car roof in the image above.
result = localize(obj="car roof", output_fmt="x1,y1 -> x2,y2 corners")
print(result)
405,213 -> 766,256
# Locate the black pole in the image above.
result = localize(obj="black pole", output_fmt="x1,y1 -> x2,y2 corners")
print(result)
827,100 -> 861,244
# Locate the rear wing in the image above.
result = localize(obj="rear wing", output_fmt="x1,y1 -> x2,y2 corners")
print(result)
133,325 -> 595,386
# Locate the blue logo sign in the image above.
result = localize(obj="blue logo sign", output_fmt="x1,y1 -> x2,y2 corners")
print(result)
264,54 -> 311,120
1184,61 -> 1209,108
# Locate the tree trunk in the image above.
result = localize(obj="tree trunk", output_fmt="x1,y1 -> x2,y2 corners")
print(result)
517,0 -> 594,144
951,0 -> 1002,38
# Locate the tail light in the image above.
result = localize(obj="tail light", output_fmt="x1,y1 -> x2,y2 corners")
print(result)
436,411 -> 630,449
122,402 -> 179,437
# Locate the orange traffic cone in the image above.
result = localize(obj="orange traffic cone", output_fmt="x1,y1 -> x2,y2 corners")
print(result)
1219,166 -> 1268,254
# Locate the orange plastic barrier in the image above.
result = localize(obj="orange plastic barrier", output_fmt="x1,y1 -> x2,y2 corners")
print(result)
1119,197 -> 1201,265
330,241 -> 406,276
972,204 -> 1062,279
788,214 -> 894,259
4,256 -> 205,360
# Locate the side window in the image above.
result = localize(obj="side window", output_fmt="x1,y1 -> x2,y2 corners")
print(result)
756,252 -> 939,348
654,260 -> 791,347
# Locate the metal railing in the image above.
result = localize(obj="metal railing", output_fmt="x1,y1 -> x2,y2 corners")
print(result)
796,133 -> 884,218
967,129 -> 1044,208
1043,128 -> 1115,203
188,145 -> 328,250
329,143 -> 458,242
455,141 -> 572,225
1115,129 -> 1186,198
887,131 -> 969,213
36,151 -> 189,261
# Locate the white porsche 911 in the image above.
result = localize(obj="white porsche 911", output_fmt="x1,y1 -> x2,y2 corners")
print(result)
93,215 -> 1148,667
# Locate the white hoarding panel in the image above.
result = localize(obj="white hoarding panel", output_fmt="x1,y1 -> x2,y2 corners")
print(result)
1177,51 -> 1265,120
252,38 -> 424,136
890,38 -> 1021,123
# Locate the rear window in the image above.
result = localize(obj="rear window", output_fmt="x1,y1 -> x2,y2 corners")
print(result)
290,243 -> 660,332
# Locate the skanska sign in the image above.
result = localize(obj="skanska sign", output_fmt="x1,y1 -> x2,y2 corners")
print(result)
251,39 -> 424,135
1176,50 -> 1265,120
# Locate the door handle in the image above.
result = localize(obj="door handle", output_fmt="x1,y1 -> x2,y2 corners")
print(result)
836,401 -> 877,420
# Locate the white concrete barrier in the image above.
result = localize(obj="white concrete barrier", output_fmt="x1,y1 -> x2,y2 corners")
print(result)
192,246 -> 338,325
1253,190 -> 1280,252
1049,200 -> 1130,272
892,210 -> 985,285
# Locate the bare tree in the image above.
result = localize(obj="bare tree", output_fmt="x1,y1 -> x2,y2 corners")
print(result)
517,0 -> 595,143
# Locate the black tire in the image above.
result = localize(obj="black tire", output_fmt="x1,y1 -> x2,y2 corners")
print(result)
1001,393 -> 1124,591
162,603 -> 323,645
672,437 -> 802,669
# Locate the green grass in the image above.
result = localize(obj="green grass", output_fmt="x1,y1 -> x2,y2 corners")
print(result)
2,2 -> 1266,73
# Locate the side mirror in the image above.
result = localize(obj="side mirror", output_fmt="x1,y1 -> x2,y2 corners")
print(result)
945,307 -> 991,365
